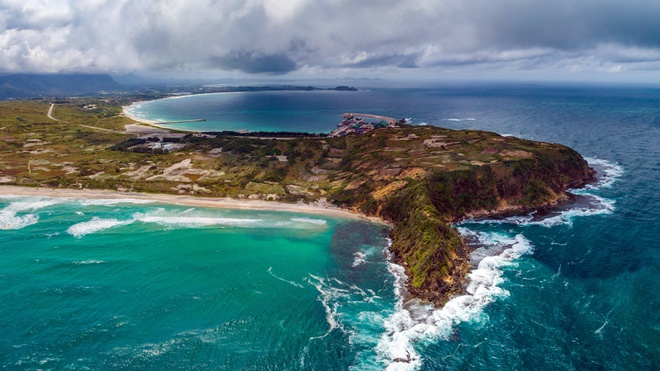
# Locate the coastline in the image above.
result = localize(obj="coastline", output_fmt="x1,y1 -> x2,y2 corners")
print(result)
0,185 -> 388,225
122,103 -> 162,125
122,103 -> 202,132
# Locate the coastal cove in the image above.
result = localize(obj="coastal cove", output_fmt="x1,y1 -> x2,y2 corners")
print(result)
1,85 -> 658,369
123,90 -> 363,133
0,192 -> 398,370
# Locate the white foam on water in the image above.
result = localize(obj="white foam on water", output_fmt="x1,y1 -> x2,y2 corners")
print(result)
291,217 -> 328,226
583,157 -> 623,189
375,240 -> 422,370
0,198 -> 60,230
45,232 -> 60,239
63,207 -> 330,238
72,260 -> 105,265
77,198 -> 155,206
267,267 -> 305,288
133,215 -> 264,228
67,217 -> 129,238
463,193 -> 615,228
308,274 -> 344,339
352,251 -> 367,267
376,233 -> 533,370
443,118 -> 476,122
372,158 -> 622,369
531,195 -> 615,227
0,210 -> 39,230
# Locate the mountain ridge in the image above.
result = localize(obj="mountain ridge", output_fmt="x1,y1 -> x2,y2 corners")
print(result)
0,74 -> 124,99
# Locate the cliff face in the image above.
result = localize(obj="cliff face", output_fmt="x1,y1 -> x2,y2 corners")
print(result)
326,126 -> 595,305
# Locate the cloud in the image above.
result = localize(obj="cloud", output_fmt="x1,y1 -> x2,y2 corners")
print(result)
0,0 -> 659,78
211,51 -> 297,74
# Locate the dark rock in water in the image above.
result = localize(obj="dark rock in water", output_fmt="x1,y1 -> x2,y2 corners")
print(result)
393,351 -> 415,363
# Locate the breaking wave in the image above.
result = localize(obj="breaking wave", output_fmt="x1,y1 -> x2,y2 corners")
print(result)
77,198 -> 155,206
581,157 -> 624,189
291,217 -> 327,225
443,118 -> 476,122
66,208 -> 330,238
0,198 -> 59,230
373,157 -> 623,369
67,217 -> 129,238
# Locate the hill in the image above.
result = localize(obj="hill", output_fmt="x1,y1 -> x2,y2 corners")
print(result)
0,74 -> 124,99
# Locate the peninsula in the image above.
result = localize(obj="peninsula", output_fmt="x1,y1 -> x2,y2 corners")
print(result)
0,98 -> 595,306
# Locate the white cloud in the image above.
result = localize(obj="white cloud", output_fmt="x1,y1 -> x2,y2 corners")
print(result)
0,0 -> 659,79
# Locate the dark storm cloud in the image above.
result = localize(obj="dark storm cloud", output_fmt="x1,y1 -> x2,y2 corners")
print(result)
1,0 -> 660,77
211,51 -> 297,74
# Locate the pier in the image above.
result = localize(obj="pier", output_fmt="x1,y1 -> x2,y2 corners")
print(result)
343,113 -> 398,125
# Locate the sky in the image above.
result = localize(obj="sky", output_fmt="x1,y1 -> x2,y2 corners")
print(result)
1,0 -> 660,83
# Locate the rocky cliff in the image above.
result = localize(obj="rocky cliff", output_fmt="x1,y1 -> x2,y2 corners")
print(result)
325,125 -> 595,305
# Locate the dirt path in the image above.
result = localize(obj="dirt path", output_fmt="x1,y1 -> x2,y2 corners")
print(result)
47,103 -> 132,135
47,104 -> 58,121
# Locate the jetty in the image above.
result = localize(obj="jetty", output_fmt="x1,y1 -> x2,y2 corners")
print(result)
342,112 -> 398,125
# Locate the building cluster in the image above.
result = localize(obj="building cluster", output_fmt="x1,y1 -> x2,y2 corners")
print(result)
329,114 -> 398,137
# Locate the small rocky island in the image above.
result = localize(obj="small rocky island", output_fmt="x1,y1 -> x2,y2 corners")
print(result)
0,99 -> 595,306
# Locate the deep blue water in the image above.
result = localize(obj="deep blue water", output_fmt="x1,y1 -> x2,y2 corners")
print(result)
4,85 -> 660,369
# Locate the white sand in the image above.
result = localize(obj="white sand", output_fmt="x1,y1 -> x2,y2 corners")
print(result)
122,104 -> 161,125
122,105 -> 203,133
0,185 -> 388,224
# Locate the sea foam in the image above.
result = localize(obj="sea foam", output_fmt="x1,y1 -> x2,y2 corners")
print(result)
0,198 -> 59,230
377,233 -> 533,370
64,207 -> 331,238
77,198 -> 155,206
67,217 -> 129,238
462,158 -> 622,228
290,217 -> 328,225
583,157 -> 624,189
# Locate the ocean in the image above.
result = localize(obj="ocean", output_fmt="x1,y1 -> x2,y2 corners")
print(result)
4,84 -> 659,369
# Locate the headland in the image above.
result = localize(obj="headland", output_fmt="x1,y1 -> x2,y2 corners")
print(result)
0,97 -> 595,306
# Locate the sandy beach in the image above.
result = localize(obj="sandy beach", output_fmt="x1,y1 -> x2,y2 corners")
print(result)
122,104 -> 205,133
122,104 -> 162,125
0,185 -> 388,224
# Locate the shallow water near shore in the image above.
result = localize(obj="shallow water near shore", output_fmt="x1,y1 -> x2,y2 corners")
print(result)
4,85 -> 660,369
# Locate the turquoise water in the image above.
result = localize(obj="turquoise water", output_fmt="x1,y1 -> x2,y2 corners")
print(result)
5,85 -> 660,369
0,200 -> 395,369
126,91 -> 355,132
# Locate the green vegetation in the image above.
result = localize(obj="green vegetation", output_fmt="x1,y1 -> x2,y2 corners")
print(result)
0,98 -> 595,306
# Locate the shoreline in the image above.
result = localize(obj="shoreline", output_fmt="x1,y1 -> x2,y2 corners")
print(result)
0,185 -> 389,225
122,103 -> 202,133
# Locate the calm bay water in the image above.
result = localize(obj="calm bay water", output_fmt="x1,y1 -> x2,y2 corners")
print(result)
4,85 -> 660,369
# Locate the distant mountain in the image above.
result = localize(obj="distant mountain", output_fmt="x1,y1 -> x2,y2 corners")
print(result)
0,74 -> 124,99
112,73 -> 167,87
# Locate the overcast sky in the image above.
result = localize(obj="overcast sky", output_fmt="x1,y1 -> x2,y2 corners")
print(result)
1,0 -> 660,82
